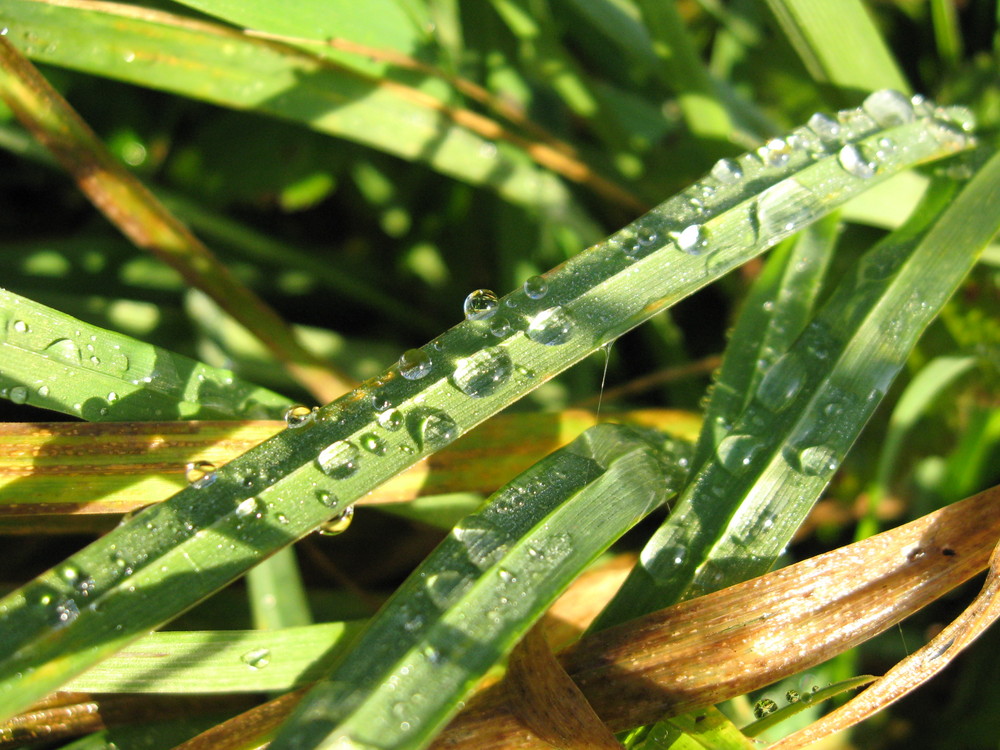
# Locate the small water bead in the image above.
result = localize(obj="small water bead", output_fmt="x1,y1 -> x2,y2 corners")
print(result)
716,433 -> 762,474
753,698 -> 778,719
12,320 -> 28,333
418,410 -> 458,449
371,391 -> 393,412
836,107 -> 877,140
235,497 -> 262,519
59,564 -> 80,583
185,461 -> 217,489
756,353 -> 807,412
454,518 -> 508,569
378,408 -> 404,431
807,112 -> 841,143
671,224 -> 709,256
241,648 -> 271,670
523,275 -> 548,300
36,385 -> 49,398
425,570 -> 467,609
53,598 -> 79,625
526,306 -> 575,346
463,289 -> 499,321
316,440 -> 360,479
786,127 -> 824,157
315,489 -> 338,508
283,404 -> 316,428
786,690 -> 801,703
710,157 -> 743,184
838,143 -> 876,179
862,89 -> 915,127
796,445 -> 840,476
758,138 -> 792,168
398,348 -> 432,380
9,386 -> 27,404
450,347 -> 513,398
318,505 -> 355,536
663,545 -> 687,566
361,433 -> 387,455
489,317 -> 512,338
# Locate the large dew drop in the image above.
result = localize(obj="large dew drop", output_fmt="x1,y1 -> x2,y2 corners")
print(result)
862,89 -> 915,127
418,410 -> 458,449
716,433 -> 761,474
317,440 -> 360,479
671,224 -> 709,256
710,158 -> 743,184
463,289 -> 499,321
450,347 -> 513,398
796,445 -> 839,476
318,505 -> 355,535
398,348 -> 432,380
283,404 -> 316,428
837,144 -> 875,179
523,275 -> 548,300
185,461 -> 217,489
526,306 -> 575,346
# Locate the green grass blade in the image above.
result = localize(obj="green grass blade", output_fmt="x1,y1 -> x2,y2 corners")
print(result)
247,548 -> 312,630
0,96 -> 972,721
592,147 -> 1000,629
269,423 -> 685,750
0,0 -> 591,224
763,0 -> 909,95
62,623 -> 357,693
0,289 -> 293,421
690,213 -> 838,473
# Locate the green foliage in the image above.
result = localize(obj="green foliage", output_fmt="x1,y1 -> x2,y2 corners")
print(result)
0,1 -> 998,748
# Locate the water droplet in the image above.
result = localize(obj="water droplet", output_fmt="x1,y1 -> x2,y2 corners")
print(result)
716,434 -> 761,474
235,497 -> 262,518
36,385 -> 49,398
515,364 -> 535,379
796,445 -> 839,476
241,648 -> 271,669
371,391 -> 393,412
398,349 -> 432,380
786,690 -> 800,703
463,289 -> 499,321
497,568 -> 517,583
12,320 -> 28,333
59,564 -> 80,583
807,112 -> 841,143
361,433 -> 387,455
315,489 -> 338,508
862,89 -> 915,127
671,224 -> 709,255
450,347 -> 513,398
424,570 -> 467,609
318,505 -> 355,535
758,138 -> 792,168
454,517 -> 508,569
53,598 -> 79,625
734,510 -> 777,544
378,409 -> 404,431
185,461 -> 217,489
43,338 -> 82,364
317,441 -> 360,479
417,410 -> 458,449
838,144 -> 875,179
663,545 -> 686,565
283,404 -> 316,427
756,353 -> 806,411
523,275 -> 548,300
710,157 -> 743,184
9,386 -> 27,404
526,306 -> 575,345
753,698 -> 778,718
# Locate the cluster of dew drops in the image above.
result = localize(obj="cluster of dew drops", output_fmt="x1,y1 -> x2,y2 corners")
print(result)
174,90 -> 975,539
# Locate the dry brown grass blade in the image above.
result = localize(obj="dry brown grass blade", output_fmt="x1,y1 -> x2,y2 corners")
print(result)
0,410 -> 699,522
170,689 -> 307,750
505,625 -> 622,750
0,35 -> 348,402
769,535 -> 1000,749
432,485 -> 1000,750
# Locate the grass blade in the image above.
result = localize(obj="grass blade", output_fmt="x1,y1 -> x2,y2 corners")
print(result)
0,289 -> 293,422
0,95 -> 972,722
593,145 -> 1000,628
268,423 -> 686,750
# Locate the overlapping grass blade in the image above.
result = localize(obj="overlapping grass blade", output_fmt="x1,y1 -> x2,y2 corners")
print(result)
268,423 -> 685,750
0,289 -> 292,421
594,148 -> 1000,628
0,97 -> 972,722
0,0 -> 593,225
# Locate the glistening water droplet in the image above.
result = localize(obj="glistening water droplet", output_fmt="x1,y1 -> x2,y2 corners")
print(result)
756,352 -> 806,412
523,275 -> 548,300
796,445 -> 839,476
378,408 -> 404,431
318,505 -> 355,536
710,158 -> 743,184
862,89 -> 915,127
316,441 -> 360,479
526,306 -> 575,345
283,404 -> 316,428
417,410 -> 458,449
241,648 -> 271,669
450,347 -> 513,398
716,433 -> 761,474
671,224 -> 709,256
463,289 -> 499,321
838,144 -> 875,179
185,461 -> 217,489
8,386 -> 27,404
398,348 -> 432,380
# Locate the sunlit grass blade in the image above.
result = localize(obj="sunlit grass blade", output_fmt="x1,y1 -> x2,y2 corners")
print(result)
763,0 -> 909,95
435,485 -> 1000,748
690,213 -> 837,473
637,706 -> 757,749
0,36 -> 347,401
592,147 -> 1000,628
268,423 -> 686,750
0,96 -> 972,722
0,289 -> 292,422
0,410 -> 698,520
0,0 -> 596,226
740,675 -> 875,738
